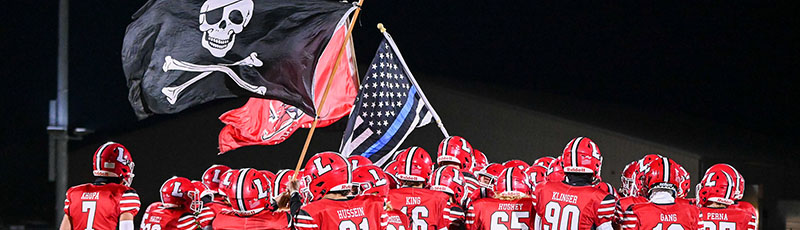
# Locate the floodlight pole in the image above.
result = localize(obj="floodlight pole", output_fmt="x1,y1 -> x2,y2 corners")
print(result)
51,0 -> 69,226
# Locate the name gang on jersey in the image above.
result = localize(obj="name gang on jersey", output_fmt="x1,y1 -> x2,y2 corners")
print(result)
660,214 -> 678,222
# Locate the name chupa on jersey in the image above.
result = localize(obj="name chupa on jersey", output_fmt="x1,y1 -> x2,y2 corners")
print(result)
699,206 -> 756,230
64,183 -> 140,230
532,181 -> 615,230
140,202 -> 197,230
388,187 -> 452,230
466,197 -> 534,230
295,195 -> 388,230
629,201 -> 699,230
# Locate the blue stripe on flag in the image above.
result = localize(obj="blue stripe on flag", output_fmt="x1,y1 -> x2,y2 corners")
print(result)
362,87 -> 418,158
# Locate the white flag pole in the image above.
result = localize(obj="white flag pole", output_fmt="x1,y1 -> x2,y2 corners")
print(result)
378,23 -> 450,138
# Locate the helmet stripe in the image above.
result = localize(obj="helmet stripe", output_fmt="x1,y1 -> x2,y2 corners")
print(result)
273,170 -> 288,198
95,142 -> 114,171
441,137 -> 452,157
236,168 -> 248,212
662,157 -> 670,183
570,137 -> 583,168
405,147 -> 416,175
505,168 -> 513,192
435,167 -> 443,185
728,164 -> 741,196
721,171 -> 733,200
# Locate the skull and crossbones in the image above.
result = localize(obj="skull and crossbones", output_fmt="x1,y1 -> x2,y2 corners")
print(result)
161,0 -> 267,104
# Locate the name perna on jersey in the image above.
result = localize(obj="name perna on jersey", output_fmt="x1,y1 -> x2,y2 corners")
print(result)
699,206 -> 756,230
388,187 -> 452,230
295,195 -> 387,230
466,197 -> 534,230
532,181 -> 615,230
64,183 -> 140,230
140,202 -> 197,230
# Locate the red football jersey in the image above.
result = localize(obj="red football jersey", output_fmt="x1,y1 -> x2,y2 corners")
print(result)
629,201 -> 699,230
139,202 -> 197,230
386,209 -> 411,230
63,183 -> 140,230
532,181 -> 615,229
731,201 -> 758,229
295,195 -> 388,230
197,200 -> 229,228
699,206 -> 757,230
466,197 -> 534,230
617,196 -> 648,228
388,187 -> 452,230
212,209 -> 291,230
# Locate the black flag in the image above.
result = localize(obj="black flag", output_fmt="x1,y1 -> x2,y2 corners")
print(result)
122,0 -> 355,119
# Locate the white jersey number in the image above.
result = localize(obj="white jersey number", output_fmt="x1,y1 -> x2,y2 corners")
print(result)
81,201 -> 97,230
491,211 -> 530,230
542,202 -> 579,230
339,218 -> 370,230
652,223 -> 685,230
699,221 -> 735,230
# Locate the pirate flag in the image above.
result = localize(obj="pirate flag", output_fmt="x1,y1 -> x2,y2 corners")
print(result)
122,0 -> 356,119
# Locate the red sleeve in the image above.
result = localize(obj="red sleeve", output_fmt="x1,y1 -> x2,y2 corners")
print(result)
177,213 -> 198,230
294,209 -> 319,230
380,207 -> 389,230
620,203 -> 637,230
465,204 -> 477,230
119,190 -> 141,216
595,194 -> 615,225
63,191 -> 71,216
197,205 -> 215,227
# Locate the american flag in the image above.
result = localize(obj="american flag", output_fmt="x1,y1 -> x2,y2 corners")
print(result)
340,37 -> 433,166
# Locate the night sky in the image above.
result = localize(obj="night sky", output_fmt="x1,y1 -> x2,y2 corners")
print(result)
2,0 -> 798,226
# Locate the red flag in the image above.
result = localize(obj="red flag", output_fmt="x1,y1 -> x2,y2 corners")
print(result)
218,20 -> 357,154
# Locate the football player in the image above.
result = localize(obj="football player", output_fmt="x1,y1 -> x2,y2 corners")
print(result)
531,156 -> 556,169
533,137 -> 615,230
544,156 -> 565,183
475,163 -> 504,188
387,146 -> 453,230
502,160 -> 530,171
697,164 -> 757,230
212,168 -> 291,229
523,164 -> 548,190
294,152 -> 388,230
429,165 -> 468,229
437,136 -> 474,170
140,177 -> 203,230
617,155 -> 661,229
352,165 -> 411,230
201,164 -> 232,203
627,157 -> 699,230
61,142 -> 139,230
197,169 -> 234,229
466,167 -> 534,230
348,155 -> 373,169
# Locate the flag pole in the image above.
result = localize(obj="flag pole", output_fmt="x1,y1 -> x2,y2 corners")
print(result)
378,23 -> 450,138
293,0 -> 364,179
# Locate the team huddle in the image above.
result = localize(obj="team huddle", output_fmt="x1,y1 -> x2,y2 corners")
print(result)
61,136 -> 757,230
